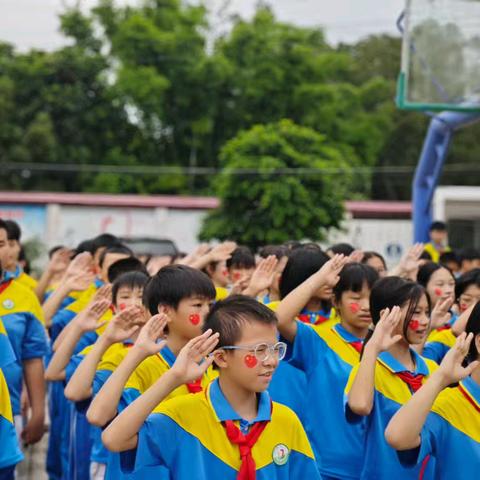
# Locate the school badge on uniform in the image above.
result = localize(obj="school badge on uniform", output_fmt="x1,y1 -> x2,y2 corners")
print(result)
272,444 -> 289,466
2,299 -> 14,310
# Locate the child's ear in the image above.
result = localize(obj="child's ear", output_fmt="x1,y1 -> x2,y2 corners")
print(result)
213,349 -> 228,369
157,304 -> 171,317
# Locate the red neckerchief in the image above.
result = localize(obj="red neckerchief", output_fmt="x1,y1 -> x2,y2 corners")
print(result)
223,408 -> 271,480
297,312 -> 329,326
0,280 -> 12,296
458,384 -> 480,413
186,378 -> 203,394
395,371 -> 425,393
349,341 -> 363,354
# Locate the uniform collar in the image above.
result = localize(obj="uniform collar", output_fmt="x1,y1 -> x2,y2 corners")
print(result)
209,378 -> 271,423
461,375 -> 480,405
4,265 -> 21,282
158,345 -> 176,368
378,349 -> 429,375
334,323 -> 363,343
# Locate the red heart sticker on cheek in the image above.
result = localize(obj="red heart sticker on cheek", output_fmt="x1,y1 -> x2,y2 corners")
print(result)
222,270 -> 229,277
189,314 -> 200,325
349,302 -> 360,314
409,320 -> 420,331
119,303 -> 127,311
460,303 -> 469,312
233,272 -> 241,281
434,288 -> 443,297
244,354 -> 258,368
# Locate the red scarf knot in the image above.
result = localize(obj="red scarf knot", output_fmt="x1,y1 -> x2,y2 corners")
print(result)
186,377 -> 203,394
396,371 -> 425,393
224,419 -> 269,480
349,341 -> 363,354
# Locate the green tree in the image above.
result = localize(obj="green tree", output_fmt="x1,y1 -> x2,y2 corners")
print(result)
200,120 -> 350,249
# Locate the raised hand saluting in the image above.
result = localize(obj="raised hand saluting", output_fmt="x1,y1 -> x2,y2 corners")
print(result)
170,330 -> 220,384
436,332 -> 480,387
133,314 -> 169,356
369,306 -> 403,353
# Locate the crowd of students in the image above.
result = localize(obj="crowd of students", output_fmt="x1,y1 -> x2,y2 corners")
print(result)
0,217 -> 479,480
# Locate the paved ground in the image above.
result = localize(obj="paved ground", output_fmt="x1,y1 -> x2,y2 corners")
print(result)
17,434 -> 49,480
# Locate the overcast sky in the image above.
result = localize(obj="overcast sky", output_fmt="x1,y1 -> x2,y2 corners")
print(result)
0,0 -> 402,52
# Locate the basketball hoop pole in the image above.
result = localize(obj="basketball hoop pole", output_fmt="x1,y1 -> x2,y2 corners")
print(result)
413,111 -> 480,242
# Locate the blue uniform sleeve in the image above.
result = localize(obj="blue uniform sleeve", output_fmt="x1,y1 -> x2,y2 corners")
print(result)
120,413 -> 178,474
65,354 -> 85,383
22,313 -> 48,361
92,369 -> 112,396
422,342 -> 449,364
397,412 -> 444,468
287,321 -> 328,374
50,309 -> 76,343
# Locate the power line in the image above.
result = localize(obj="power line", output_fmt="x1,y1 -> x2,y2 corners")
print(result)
3,162 -> 480,176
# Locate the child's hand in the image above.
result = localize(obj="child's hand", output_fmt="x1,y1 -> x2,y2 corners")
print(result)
316,254 -> 349,288
230,276 -> 252,295
208,241 -> 237,262
430,297 -> 453,331
436,332 -> 479,387
244,255 -> 278,296
170,330 -> 219,384
65,270 -> 96,293
133,314 -> 168,356
47,248 -> 72,275
348,250 -> 364,263
368,306 -> 403,353
91,284 -> 113,304
74,299 -> 111,333
63,251 -> 94,279
102,306 -> 143,344
397,243 -> 424,280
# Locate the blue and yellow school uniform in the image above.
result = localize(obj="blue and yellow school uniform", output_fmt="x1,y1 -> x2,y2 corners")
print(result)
285,320 -> 365,479
44,283 -> 83,311
397,376 -> 480,479
102,346 -> 219,480
423,243 -> 451,264
121,379 -> 321,479
0,279 -> 47,417
5,265 -> 37,291
50,278 -> 104,343
0,319 -> 23,473
345,350 -> 438,480
423,328 -> 456,364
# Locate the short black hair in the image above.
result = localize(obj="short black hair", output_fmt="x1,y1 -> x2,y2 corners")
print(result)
143,265 -> 216,314
19,246 -> 30,274
99,245 -> 134,268
73,239 -> 95,257
258,245 -> 288,259
429,221 -> 447,232
459,247 -> 480,263
439,251 -> 460,269
282,240 -> 302,251
417,262 -> 455,289
108,257 -> 148,283
226,246 -> 255,270
279,247 -> 330,299
328,243 -> 355,256
333,263 -> 379,301
91,234 -> 122,254
112,271 -> 149,306
362,251 -> 387,270
49,245 -> 65,259
465,301 -> 480,364
455,268 -> 480,300
4,220 -> 21,242
0,219 -> 8,234
203,295 -> 277,350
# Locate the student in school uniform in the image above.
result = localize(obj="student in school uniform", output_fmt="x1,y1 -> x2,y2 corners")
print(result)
2,220 -> 38,291
345,276 -> 439,479
87,265 -> 218,478
0,319 -> 23,480
385,304 -> 480,479
64,271 -> 151,480
276,255 -> 378,479
102,295 -> 321,480
0,220 -> 48,451
266,246 -> 333,425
